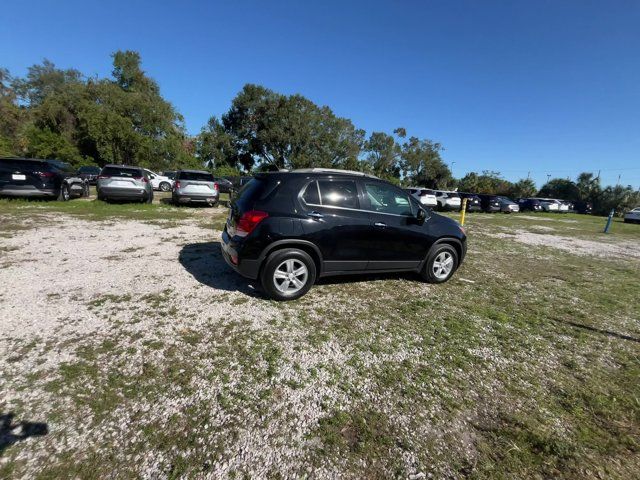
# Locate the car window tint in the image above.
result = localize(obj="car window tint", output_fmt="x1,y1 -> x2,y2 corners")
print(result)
318,180 -> 358,209
178,171 -> 214,181
301,181 -> 320,205
101,166 -> 142,177
365,182 -> 412,216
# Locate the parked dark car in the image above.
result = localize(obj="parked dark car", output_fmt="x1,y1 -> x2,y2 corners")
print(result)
77,165 -> 102,185
477,194 -> 502,213
573,200 -> 593,214
213,177 -> 233,194
96,164 -> 153,203
162,170 -> 177,180
517,198 -> 543,212
458,193 -> 482,212
221,168 -> 467,300
0,157 -> 88,200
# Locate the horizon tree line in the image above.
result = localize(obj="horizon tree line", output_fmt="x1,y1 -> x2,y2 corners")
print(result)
0,51 -> 637,215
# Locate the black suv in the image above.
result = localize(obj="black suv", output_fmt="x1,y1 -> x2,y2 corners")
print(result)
0,157 -> 88,200
458,193 -> 482,212
221,169 -> 467,300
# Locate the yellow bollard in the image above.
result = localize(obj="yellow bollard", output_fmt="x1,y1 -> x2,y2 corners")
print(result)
460,198 -> 467,226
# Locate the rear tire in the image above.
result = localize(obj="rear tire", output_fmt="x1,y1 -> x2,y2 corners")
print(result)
260,249 -> 316,301
421,244 -> 459,284
159,182 -> 171,192
57,183 -> 70,202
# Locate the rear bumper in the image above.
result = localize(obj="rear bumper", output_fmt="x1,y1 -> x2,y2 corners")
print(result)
173,192 -> 219,204
98,187 -> 146,199
0,187 -> 56,198
221,230 -> 260,279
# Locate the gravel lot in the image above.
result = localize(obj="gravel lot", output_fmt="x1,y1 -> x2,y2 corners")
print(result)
1,207 -> 639,479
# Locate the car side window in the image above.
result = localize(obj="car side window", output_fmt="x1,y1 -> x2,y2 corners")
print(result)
317,180 -> 359,209
364,182 -> 412,216
301,181 -> 320,205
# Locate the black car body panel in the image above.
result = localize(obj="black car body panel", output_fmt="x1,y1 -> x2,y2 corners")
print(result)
517,198 -> 543,212
221,171 -> 466,281
0,157 -> 86,199
477,194 -> 502,212
77,165 -> 101,185
458,193 -> 482,211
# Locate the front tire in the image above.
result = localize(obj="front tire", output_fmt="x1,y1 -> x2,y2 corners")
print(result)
159,182 -> 171,192
421,244 -> 459,283
260,249 -> 316,301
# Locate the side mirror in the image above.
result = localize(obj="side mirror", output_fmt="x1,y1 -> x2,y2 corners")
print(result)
416,208 -> 428,224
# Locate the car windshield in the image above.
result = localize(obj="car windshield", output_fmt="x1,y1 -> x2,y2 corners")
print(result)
178,171 -> 214,181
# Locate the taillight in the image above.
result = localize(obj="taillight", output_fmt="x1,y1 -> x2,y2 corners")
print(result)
213,182 -> 219,191
37,171 -> 56,178
98,175 -> 111,180
236,210 -> 268,237
134,176 -> 148,183
174,181 -> 181,189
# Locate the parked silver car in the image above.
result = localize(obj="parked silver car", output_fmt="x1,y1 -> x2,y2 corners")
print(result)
97,165 -> 153,203
172,170 -> 219,206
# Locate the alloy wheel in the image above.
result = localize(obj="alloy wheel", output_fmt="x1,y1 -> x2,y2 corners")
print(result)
273,259 -> 309,295
432,251 -> 454,280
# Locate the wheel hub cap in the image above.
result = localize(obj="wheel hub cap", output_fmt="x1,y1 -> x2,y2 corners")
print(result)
433,251 -> 454,280
273,259 -> 308,295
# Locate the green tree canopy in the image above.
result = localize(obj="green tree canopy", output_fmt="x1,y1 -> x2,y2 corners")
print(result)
400,137 -> 451,189
221,84 -> 364,171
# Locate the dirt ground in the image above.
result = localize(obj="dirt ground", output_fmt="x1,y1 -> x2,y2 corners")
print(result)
1,207 -> 639,479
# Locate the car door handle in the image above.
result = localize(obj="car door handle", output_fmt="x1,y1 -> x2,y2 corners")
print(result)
374,222 -> 387,228
308,211 -> 323,219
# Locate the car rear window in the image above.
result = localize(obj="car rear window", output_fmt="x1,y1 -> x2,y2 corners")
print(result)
101,166 -> 142,178
2,159 -> 49,171
178,171 -> 214,181
79,166 -> 101,174
235,178 -> 267,211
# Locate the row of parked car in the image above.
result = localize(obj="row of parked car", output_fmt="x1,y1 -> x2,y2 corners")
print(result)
0,157 -> 249,206
405,187 -> 593,214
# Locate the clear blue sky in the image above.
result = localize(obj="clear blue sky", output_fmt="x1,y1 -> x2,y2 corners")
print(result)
2,0 -> 639,187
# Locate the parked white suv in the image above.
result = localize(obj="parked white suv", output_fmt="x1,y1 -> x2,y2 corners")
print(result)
144,169 -> 174,192
533,198 -> 560,212
624,207 -> 640,224
405,187 -> 437,207
434,190 -> 462,211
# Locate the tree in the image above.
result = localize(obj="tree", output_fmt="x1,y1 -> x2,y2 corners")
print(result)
457,170 -> 512,194
509,178 -> 537,198
222,84 -> 364,170
575,172 -> 601,202
197,116 -> 237,170
538,178 -> 580,201
400,137 -> 451,188
363,132 -> 401,179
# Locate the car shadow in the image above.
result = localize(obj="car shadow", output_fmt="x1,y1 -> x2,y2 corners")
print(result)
0,412 -> 48,457
178,242 -> 263,297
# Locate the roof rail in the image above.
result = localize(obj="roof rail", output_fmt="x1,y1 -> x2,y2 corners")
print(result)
292,168 -> 378,178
